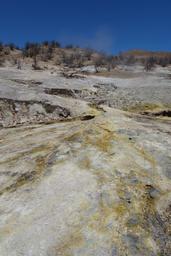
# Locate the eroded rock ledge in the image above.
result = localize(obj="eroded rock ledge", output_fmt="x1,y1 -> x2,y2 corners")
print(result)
0,98 -> 71,127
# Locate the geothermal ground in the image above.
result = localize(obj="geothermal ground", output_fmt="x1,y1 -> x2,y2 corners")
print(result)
0,65 -> 171,255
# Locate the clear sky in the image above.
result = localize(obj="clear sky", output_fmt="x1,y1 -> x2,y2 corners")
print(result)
0,0 -> 171,53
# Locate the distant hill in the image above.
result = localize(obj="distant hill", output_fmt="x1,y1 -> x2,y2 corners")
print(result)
121,49 -> 171,58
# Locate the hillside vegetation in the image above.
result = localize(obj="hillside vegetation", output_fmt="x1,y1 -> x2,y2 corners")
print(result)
1,41 -> 171,71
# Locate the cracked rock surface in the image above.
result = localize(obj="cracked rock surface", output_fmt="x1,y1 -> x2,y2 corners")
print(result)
0,66 -> 171,255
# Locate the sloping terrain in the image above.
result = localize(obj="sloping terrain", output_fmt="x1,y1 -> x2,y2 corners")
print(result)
0,66 -> 171,255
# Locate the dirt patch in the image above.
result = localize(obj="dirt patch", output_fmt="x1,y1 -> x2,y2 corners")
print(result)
91,69 -> 140,79
141,109 -> 171,118
0,156 -> 46,196
126,103 -> 161,113
61,71 -> 85,79
44,88 -> 82,97
10,79 -> 42,86
126,103 -> 171,118
151,110 -> 171,117
80,115 -> 95,121
88,103 -> 106,112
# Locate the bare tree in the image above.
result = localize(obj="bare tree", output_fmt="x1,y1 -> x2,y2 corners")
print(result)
93,54 -> 104,72
0,57 -> 4,67
17,59 -> 22,69
144,57 -> 155,71
0,42 -> 3,52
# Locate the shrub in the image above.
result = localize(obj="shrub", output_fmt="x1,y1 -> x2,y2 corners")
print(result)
144,57 -> 156,71
42,41 -> 49,47
157,57 -> 170,67
83,48 -> 94,61
93,54 -> 104,72
50,40 -> 61,48
0,42 -> 3,52
105,55 -> 116,71
8,43 -> 16,51
0,56 -> 5,66
32,56 -> 42,70
23,42 -> 41,58
4,47 -> 10,55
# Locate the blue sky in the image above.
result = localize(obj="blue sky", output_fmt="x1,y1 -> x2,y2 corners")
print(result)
0,0 -> 171,53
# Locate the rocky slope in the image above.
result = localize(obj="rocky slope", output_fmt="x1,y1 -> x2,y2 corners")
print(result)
0,66 -> 171,255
